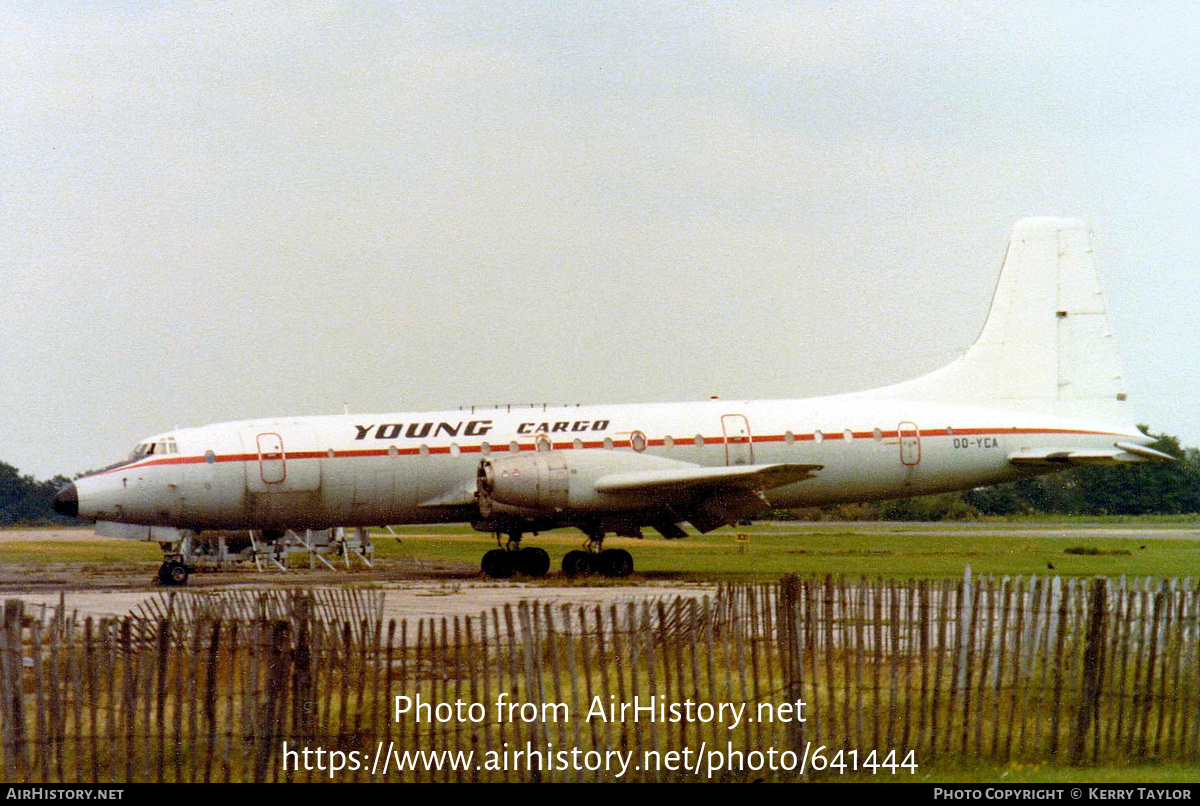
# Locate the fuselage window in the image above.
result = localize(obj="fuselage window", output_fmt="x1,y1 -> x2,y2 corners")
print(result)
509,440 -> 520,453
419,444 -> 430,457
630,431 -> 647,452
204,450 -> 216,465
814,430 -> 824,443
450,443 -> 461,456
536,436 -> 551,452
693,434 -> 704,447
873,427 -> 883,442
603,437 -> 614,450
843,429 -> 854,442
664,435 -> 674,448
388,445 -> 398,458
481,442 -> 492,455
327,448 -> 336,459
784,431 -> 795,445
572,438 -> 583,450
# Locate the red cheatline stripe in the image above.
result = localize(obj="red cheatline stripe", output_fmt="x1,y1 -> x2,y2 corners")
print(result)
98,426 -> 1124,475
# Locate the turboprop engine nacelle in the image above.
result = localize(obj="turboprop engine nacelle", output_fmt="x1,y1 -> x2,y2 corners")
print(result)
476,450 -> 696,518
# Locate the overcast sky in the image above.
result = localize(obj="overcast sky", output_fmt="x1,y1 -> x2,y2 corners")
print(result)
3,1 -> 1198,480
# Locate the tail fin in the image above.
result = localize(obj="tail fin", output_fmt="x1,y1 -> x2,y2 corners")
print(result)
872,218 -> 1130,422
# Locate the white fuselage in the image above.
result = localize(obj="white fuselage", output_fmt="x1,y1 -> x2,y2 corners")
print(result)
72,392 -> 1145,533
60,218 -> 1162,553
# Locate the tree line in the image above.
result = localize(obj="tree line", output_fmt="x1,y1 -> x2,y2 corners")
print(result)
0,463 -> 77,526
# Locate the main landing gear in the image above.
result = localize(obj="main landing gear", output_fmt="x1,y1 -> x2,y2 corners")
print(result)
477,531 -> 635,580
562,533 -> 634,579
480,533 -> 551,579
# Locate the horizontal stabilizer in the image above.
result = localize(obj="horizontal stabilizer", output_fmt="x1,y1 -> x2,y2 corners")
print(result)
1114,442 -> 1177,461
1009,443 -> 1175,466
594,463 -> 821,495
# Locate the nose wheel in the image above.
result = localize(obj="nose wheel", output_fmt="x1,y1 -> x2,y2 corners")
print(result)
157,561 -> 190,586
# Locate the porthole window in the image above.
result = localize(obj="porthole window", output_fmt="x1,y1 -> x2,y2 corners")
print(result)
694,434 -> 705,447
603,437 -> 614,450
536,435 -> 552,452
843,429 -> 854,442
388,445 -> 398,458
419,444 -> 430,457
450,443 -> 461,456
204,450 -> 216,465
873,427 -> 883,442
327,448 -> 336,459
947,426 -> 955,435
785,431 -> 795,445
631,431 -> 647,452
509,440 -> 520,453
481,442 -> 491,455
814,430 -> 824,443
664,435 -> 675,449
572,438 -> 583,450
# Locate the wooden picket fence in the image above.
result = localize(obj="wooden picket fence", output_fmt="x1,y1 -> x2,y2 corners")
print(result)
0,574 -> 1196,782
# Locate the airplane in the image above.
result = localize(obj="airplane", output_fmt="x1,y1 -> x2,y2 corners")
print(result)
53,218 -> 1173,585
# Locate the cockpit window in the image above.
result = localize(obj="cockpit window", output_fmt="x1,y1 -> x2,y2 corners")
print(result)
130,437 -> 178,460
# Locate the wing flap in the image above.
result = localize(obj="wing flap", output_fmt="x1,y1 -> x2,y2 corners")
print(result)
596,462 -> 821,535
594,462 -> 821,495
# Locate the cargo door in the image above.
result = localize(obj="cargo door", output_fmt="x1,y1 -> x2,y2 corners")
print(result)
256,432 -> 287,484
241,426 -> 321,493
898,421 -> 921,466
721,414 -> 754,466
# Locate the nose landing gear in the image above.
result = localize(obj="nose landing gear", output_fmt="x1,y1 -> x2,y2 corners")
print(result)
156,533 -> 194,586
157,560 -> 190,586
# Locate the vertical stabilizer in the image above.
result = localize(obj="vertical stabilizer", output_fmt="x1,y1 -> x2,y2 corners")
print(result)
870,218 -> 1130,422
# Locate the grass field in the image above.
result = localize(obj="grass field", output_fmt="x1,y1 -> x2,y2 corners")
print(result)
374,521 -> 1200,580
0,533 -> 161,565
2,522 -> 1198,581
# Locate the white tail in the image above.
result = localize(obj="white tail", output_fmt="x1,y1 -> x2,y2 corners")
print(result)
871,218 -> 1131,423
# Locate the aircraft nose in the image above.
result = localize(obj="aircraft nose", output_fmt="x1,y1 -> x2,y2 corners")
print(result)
52,483 -> 79,518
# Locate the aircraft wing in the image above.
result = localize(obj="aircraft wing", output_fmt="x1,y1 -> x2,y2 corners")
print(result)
595,462 -> 822,534
1009,442 -> 1176,466
594,462 -> 821,494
